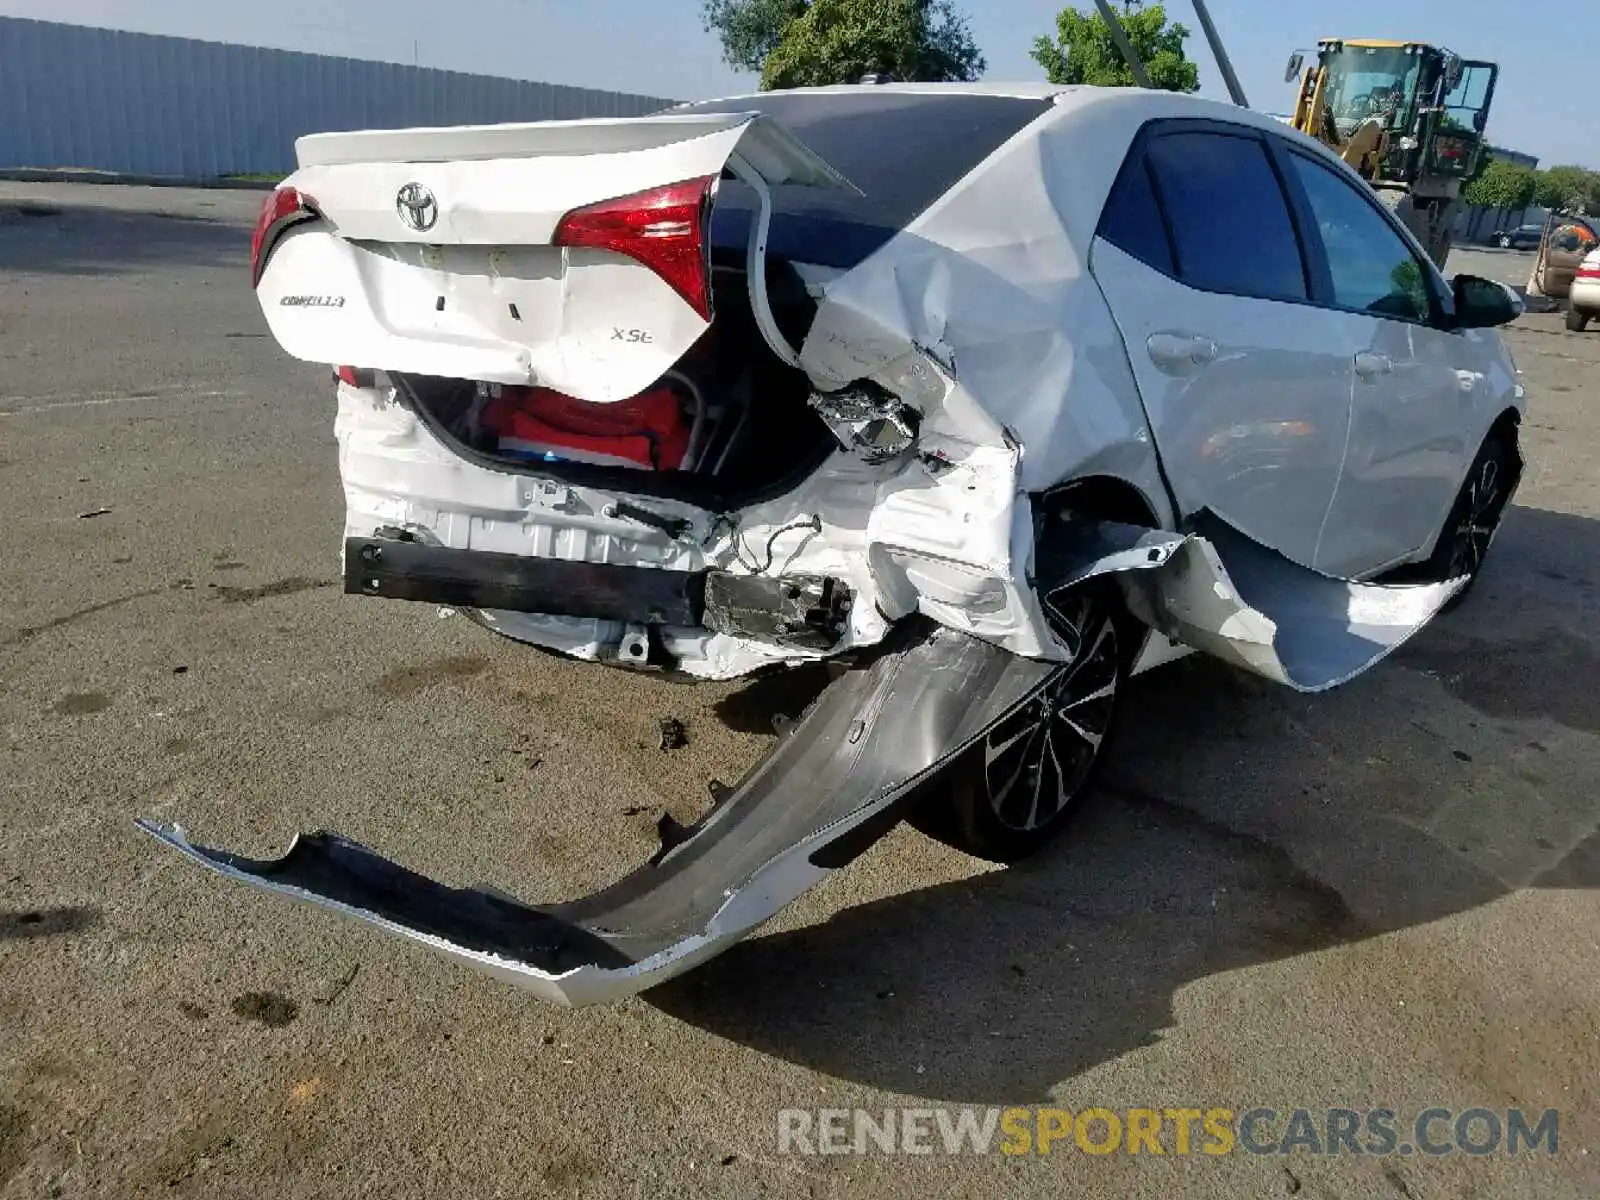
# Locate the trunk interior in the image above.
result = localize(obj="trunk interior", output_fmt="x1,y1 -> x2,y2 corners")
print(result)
397,253 -> 839,511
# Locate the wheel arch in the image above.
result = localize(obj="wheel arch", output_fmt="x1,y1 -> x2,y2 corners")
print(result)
1487,404 -> 1522,444
1032,472 -> 1168,532
1028,473 -> 1166,671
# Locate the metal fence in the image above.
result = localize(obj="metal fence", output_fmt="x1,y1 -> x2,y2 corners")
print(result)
0,17 -> 676,179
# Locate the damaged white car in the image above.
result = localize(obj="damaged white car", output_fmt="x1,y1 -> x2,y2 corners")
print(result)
140,82 -> 1526,1006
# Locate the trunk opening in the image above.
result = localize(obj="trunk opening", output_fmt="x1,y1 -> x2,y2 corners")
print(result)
395,254 -> 839,511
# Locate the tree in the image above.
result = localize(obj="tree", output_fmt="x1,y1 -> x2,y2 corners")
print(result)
700,0 -> 984,88
700,0 -> 808,74
1031,1 -> 1199,92
1463,159 -> 1537,213
1533,165 -> 1600,215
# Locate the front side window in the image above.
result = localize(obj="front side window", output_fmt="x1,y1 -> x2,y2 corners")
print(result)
1285,151 -> 1434,323
1145,130 -> 1309,302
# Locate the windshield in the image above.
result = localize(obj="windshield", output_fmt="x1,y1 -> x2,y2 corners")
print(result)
1324,46 -> 1420,130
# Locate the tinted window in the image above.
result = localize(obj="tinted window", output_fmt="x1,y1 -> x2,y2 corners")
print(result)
669,92 -> 1052,269
1285,151 -> 1432,322
1098,157 -> 1176,276
1146,131 -> 1308,301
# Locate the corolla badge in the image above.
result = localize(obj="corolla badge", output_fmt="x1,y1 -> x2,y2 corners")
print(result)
395,182 -> 438,232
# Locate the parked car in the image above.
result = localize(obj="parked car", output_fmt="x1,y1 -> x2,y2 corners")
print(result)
1568,245 -> 1600,331
1492,223 -> 1544,250
141,83 -> 1527,1006
1530,217 -> 1600,300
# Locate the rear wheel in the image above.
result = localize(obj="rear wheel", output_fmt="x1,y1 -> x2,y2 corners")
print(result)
908,587 -> 1128,864
1497,234 -> 1512,248
1568,306 -> 1592,332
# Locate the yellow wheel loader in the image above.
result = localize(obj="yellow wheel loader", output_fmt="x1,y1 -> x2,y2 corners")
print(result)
1284,40 -> 1500,269
1089,1 -> 1500,272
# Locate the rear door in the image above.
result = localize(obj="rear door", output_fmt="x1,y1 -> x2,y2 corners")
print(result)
1275,143 -> 1470,577
255,112 -> 856,404
1090,121 -> 1352,570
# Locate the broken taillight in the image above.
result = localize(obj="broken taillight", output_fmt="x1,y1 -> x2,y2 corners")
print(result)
553,176 -> 717,319
249,187 -> 317,288
335,365 -> 379,388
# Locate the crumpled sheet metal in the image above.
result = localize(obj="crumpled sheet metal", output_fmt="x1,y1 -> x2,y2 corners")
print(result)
796,89 -> 1266,503
1036,512 -> 1465,694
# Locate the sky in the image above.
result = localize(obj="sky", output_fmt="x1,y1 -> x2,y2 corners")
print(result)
2,0 -> 1593,169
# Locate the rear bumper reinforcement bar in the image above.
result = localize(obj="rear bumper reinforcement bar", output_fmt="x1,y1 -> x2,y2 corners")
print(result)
346,534 -> 706,625
343,534 -> 855,652
137,621 -> 1057,1007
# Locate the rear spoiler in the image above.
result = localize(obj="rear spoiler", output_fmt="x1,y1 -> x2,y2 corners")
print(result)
295,112 -> 859,192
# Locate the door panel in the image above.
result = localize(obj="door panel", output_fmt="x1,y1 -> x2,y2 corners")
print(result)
1316,316 -> 1468,576
1277,147 -> 1469,575
1094,242 -> 1352,569
1091,127 -> 1351,570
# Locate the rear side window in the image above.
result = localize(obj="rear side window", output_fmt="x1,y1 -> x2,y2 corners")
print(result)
1098,158 -> 1176,276
1146,131 -> 1308,302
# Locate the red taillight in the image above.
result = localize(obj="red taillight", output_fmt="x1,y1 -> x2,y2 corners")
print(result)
553,176 -> 716,319
250,187 -> 316,287
1577,267 -> 1600,281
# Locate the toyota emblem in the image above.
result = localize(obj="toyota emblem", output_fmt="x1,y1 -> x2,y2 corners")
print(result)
395,182 -> 438,232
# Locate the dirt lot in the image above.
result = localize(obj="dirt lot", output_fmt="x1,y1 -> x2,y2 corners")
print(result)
1,185 -> 1597,1199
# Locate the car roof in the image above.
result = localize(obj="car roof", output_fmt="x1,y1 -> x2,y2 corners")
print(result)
684,84 -> 1365,269
687,81 -> 1078,105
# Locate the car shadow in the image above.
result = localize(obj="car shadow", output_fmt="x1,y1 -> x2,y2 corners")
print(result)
0,199 -> 244,275
649,502 -> 1600,1102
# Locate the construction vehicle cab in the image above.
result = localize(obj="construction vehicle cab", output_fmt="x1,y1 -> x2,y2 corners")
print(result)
1287,40 -> 1499,267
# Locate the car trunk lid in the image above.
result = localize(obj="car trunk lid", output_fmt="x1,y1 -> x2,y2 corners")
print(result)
254,112 -> 857,404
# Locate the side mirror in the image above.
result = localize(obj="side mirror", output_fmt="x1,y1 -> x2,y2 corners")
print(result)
1452,275 -> 1523,329
1284,52 -> 1304,83
1472,110 -> 1488,133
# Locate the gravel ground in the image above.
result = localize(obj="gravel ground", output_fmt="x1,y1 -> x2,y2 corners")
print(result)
1,184 -> 1597,1199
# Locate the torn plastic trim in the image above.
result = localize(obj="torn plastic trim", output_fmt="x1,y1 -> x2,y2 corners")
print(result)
135,621 -> 1057,1007
1034,510 -> 1466,693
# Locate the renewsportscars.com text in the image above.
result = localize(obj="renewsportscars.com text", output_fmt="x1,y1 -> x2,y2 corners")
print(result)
776,1106 -> 1559,1157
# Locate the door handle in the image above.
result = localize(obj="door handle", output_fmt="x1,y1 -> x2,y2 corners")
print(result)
1354,351 -> 1393,379
1148,333 -> 1218,369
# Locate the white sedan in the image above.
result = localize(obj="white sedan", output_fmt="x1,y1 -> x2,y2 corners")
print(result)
141,82 -> 1526,1005
1568,245 -> 1600,331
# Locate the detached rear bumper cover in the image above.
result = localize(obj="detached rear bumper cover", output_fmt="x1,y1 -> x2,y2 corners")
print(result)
137,623 -> 1056,1007
138,512 -> 1461,1005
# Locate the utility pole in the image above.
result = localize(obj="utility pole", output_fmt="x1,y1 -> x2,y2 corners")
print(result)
1189,0 -> 1249,107
1090,0 -> 1152,89
1093,0 -> 1251,108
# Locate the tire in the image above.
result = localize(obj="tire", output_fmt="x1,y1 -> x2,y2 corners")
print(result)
1497,235 -> 1512,248
1419,432 -> 1518,611
1568,306 -> 1591,332
908,585 -> 1130,864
